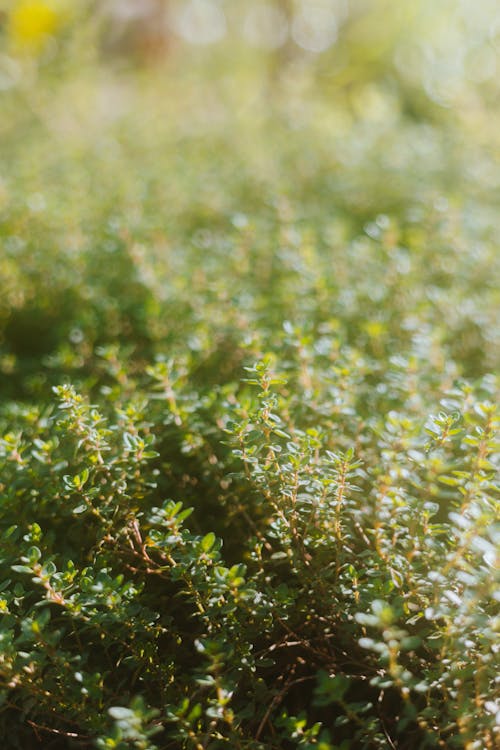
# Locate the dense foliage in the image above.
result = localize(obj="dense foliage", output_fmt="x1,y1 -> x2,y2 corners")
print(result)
0,2 -> 499,749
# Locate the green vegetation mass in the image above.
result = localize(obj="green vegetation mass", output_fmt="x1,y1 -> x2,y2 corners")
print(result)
0,2 -> 498,749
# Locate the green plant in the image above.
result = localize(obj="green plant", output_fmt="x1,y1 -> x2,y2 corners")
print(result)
0,2 -> 499,748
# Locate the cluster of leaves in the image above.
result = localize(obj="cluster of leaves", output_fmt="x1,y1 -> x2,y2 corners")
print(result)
0,355 -> 498,750
1,2 -> 499,749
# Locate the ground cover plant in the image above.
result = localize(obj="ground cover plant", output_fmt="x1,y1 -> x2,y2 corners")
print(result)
0,1 -> 499,749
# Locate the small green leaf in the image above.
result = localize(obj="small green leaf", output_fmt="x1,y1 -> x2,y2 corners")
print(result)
11,565 -> 32,575
201,532 -> 216,552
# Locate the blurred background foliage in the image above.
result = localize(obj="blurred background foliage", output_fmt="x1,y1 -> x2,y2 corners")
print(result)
0,0 -> 499,389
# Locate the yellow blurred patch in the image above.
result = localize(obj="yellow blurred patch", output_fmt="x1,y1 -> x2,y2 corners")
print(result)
364,321 -> 386,339
8,1 -> 63,53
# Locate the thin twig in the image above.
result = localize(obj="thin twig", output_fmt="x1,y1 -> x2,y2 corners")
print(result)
27,720 -> 90,741
255,674 -> 314,741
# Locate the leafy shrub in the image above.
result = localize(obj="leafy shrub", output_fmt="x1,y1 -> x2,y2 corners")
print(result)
1,348 -> 498,749
0,2 -> 499,749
